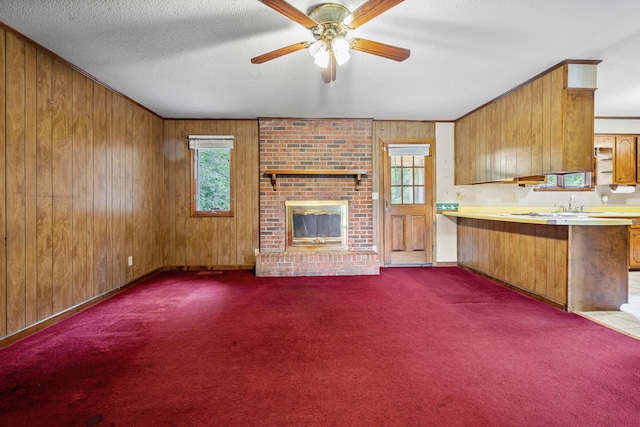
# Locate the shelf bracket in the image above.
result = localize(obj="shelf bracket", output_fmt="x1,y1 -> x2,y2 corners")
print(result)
355,174 -> 362,191
270,173 -> 277,191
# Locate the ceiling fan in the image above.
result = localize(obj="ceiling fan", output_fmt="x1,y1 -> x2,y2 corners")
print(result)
251,0 -> 410,83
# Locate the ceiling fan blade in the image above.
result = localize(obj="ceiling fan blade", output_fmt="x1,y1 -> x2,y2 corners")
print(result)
344,0 -> 404,29
251,42 -> 311,64
322,53 -> 337,83
258,0 -> 318,29
350,38 -> 410,61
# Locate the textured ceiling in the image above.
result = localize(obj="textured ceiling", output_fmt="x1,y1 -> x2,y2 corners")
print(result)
1,0 -> 639,120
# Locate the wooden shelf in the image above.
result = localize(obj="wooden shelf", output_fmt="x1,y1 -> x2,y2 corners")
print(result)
264,169 -> 367,191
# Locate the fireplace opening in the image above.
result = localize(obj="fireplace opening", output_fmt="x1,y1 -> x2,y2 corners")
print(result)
285,200 -> 348,251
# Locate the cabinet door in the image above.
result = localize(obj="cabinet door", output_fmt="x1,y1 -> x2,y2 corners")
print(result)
637,137 -> 640,184
631,226 -> 640,269
614,136 -> 637,184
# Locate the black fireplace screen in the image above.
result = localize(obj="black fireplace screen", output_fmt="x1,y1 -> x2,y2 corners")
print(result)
292,213 -> 341,239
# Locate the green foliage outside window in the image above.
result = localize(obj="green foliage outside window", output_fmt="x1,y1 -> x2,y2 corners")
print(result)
562,173 -> 585,187
196,148 -> 231,212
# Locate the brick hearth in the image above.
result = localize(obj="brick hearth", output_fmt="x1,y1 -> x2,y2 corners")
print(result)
257,118 -> 379,277
255,250 -> 380,277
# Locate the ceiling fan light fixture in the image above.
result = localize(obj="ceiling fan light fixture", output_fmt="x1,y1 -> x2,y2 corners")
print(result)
309,41 -> 330,68
332,37 -> 351,66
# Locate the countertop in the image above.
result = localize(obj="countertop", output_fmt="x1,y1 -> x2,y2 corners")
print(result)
441,207 -> 637,226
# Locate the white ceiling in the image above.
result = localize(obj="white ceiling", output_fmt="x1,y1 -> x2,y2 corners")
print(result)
1,0 -> 639,120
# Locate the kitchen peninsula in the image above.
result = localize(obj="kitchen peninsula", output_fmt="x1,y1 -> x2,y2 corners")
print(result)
443,208 -> 634,312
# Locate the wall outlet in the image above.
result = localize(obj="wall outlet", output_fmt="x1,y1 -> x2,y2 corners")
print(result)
127,256 -> 133,266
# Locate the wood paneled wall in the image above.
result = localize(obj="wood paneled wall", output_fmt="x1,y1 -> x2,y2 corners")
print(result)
1,29 -> 164,339
372,121 -> 436,263
162,119 -> 259,269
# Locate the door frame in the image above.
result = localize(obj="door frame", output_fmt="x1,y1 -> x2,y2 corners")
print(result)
378,137 -> 437,266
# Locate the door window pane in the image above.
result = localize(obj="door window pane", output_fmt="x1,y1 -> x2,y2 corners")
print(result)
391,187 -> 402,204
403,187 -> 413,204
389,154 -> 426,205
414,186 -> 425,204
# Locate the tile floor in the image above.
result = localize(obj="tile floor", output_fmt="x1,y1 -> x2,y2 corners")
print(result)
579,271 -> 640,339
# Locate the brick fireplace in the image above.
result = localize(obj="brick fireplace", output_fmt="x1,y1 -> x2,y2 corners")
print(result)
255,118 -> 380,277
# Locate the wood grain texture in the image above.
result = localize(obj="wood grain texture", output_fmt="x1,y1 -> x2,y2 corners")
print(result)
516,84 -> 532,177
6,32 -> 27,333
71,71 -> 89,305
374,121 -> 435,265
457,219 -> 571,308
52,58 -> 73,313
568,226 -> 627,311
562,90 -> 594,173
1,33 -> 165,342
475,108 -> 487,183
486,99 -> 501,181
0,28 -> 7,336
36,49 -> 53,321
530,77 -> 544,175
456,219 -> 626,311
24,43 -> 37,326
549,66 -> 564,173
455,62 -> 595,183
163,119 -> 258,269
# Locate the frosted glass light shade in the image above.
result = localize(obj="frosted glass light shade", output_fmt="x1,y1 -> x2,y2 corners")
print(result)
333,38 -> 351,66
309,41 -> 330,68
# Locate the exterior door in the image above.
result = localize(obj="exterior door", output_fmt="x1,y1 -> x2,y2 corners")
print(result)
382,139 -> 434,265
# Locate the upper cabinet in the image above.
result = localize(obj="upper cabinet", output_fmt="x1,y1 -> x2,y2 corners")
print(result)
455,61 -> 599,185
594,134 -> 639,185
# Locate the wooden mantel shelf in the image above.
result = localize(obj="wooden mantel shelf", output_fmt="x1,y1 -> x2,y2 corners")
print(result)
264,169 -> 367,191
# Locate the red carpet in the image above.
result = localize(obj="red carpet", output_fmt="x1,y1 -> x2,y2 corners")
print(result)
1,267 -> 640,426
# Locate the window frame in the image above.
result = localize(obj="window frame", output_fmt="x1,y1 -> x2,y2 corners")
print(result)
189,138 -> 235,218
534,172 -> 593,191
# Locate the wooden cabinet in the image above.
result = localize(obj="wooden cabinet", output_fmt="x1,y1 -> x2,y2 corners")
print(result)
631,225 -> 640,269
594,135 -> 639,185
455,61 -> 597,184
614,135 -> 638,184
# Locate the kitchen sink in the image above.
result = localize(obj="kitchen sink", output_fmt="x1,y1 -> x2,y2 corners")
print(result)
510,212 -> 578,218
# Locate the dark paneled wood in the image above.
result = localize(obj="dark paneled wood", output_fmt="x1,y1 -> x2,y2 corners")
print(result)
0,28 -> 7,337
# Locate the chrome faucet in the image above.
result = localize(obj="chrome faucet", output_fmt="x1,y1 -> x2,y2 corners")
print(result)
568,195 -> 575,212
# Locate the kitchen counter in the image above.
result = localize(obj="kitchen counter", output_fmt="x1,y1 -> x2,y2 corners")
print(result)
447,207 -> 633,312
442,210 -> 634,226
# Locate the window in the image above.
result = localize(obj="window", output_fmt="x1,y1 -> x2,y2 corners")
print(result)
387,143 -> 431,205
390,155 -> 425,204
536,172 -> 592,190
188,135 -> 234,216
